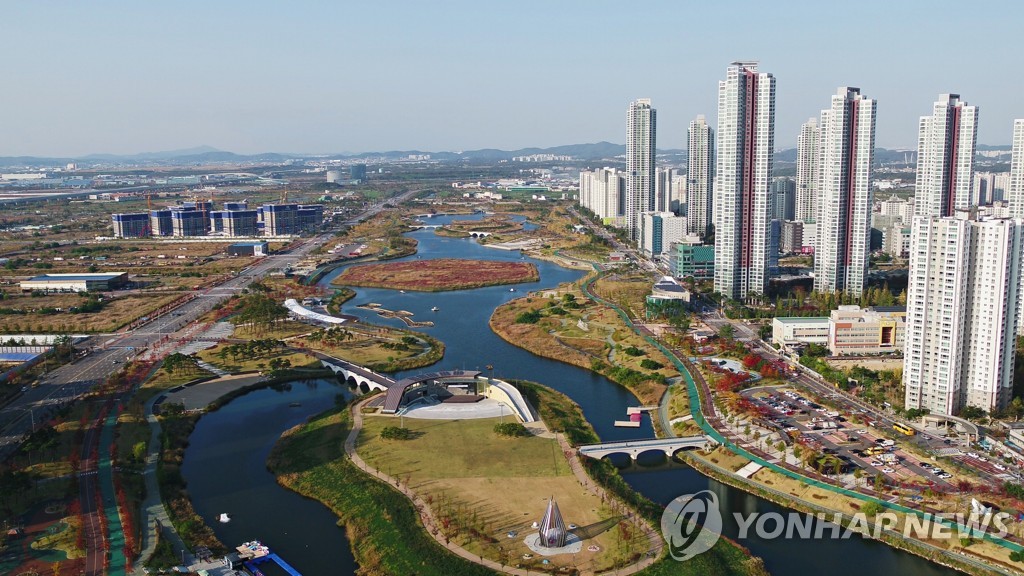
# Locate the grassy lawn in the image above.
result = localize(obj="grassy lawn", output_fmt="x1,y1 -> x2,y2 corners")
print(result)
232,319 -> 315,340
358,416 -> 568,478
268,409 -> 497,576
195,346 -> 317,373
356,414 -> 636,572
0,291 -> 184,333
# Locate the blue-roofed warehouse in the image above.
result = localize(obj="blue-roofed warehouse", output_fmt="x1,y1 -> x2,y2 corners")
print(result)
20,272 -> 129,293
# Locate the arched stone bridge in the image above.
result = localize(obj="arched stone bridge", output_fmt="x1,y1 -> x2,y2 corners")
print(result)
577,436 -> 717,461
314,351 -> 394,392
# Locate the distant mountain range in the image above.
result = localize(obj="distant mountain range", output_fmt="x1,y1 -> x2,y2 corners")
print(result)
0,141 -> 1012,168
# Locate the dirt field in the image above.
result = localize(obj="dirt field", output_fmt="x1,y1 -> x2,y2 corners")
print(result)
825,357 -> 904,372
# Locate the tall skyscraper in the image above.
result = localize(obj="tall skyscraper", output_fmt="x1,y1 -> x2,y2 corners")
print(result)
714,62 -> 775,300
686,115 -> 715,239
1008,120 -> 1024,218
795,118 -> 819,224
813,87 -> 877,294
914,94 -> 979,218
655,168 -> 680,213
626,99 -> 656,240
772,178 -> 796,221
579,168 -> 626,221
903,213 -> 1023,416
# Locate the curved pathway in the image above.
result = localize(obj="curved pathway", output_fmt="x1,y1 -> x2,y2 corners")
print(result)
344,396 -> 663,576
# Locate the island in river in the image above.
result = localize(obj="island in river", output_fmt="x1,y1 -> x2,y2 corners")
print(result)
331,258 -> 539,292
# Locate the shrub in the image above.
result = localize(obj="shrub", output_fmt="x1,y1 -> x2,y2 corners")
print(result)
622,346 -> 645,357
515,310 -> 542,324
639,359 -> 663,370
493,422 -> 530,437
379,426 -> 415,440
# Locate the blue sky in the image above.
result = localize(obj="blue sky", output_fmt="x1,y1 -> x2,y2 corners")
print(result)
2,1 -> 1021,156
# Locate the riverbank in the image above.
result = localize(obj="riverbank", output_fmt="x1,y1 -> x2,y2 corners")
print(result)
489,285 -> 672,410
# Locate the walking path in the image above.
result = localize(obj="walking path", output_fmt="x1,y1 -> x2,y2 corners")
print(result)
344,396 -> 664,576
135,373 -> 268,572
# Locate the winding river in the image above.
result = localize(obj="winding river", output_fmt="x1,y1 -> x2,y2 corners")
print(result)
182,213 -> 963,576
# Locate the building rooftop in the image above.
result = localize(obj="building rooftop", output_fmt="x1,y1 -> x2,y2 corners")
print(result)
27,273 -> 126,282
774,316 -> 829,324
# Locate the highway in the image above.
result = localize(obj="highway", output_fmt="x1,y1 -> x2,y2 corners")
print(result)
0,188 -> 423,458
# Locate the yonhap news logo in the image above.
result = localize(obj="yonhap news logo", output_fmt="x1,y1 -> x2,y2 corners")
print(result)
660,491 -> 723,561
661,491 -> 1012,561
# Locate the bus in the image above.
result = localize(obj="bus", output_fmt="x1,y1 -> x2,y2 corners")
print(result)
893,423 -> 916,436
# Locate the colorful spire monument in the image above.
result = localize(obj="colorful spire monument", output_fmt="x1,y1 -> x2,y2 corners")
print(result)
539,497 -> 567,548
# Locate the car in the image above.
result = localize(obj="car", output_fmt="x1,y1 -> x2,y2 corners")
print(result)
857,429 -> 868,434
568,523 -> 578,530
870,461 -> 883,467
882,467 -> 896,474
994,464 -> 1007,471
506,531 -> 518,538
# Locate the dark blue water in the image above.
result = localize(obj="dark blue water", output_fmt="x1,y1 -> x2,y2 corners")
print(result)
183,213 -> 964,576
181,381 -> 356,576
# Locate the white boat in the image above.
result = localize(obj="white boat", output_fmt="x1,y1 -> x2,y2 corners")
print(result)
509,288 -> 515,292
400,290 -> 406,294
431,306 -> 439,312
218,513 -> 230,523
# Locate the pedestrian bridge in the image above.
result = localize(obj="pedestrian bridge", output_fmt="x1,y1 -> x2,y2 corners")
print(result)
314,352 -> 395,392
577,436 -> 717,461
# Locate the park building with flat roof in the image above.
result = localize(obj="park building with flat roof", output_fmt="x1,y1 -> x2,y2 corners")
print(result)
20,272 -> 129,293
772,316 -> 829,349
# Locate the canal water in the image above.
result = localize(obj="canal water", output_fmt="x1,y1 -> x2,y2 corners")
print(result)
182,213 -> 963,576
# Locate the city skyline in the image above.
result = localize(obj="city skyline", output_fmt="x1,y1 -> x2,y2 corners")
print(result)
3,1 -> 1024,157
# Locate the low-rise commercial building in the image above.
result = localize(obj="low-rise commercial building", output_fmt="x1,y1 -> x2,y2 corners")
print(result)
668,239 -> 714,280
772,317 -> 829,349
21,272 -> 129,293
828,305 -> 905,356
227,242 -> 269,257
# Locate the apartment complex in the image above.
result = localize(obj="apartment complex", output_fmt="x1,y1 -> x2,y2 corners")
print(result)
813,87 -> 877,294
714,62 -> 775,300
686,115 -> 715,238
579,168 -> 625,221
795,118 -> 819,224
625,98 -> 656,240
914,94 -> 979,218
903,213 -> 1022,415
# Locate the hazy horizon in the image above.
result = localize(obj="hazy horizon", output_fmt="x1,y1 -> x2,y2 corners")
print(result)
3,1 -> 1022,157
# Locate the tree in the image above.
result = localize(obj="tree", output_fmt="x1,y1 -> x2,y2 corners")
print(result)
960,405 -> 987,421
718,324 -> 735,341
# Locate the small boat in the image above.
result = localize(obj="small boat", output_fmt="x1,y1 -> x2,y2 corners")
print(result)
400,290 -> 406,294
509,288 -> 515,292
431,306 -> 439,312
289,402 -> 302,408
218,513 -> 230,523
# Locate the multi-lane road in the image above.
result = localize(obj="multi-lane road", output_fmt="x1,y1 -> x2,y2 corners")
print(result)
0,189 -> 422,458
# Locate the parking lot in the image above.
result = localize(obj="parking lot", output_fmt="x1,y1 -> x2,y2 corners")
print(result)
743,387 -> 958,489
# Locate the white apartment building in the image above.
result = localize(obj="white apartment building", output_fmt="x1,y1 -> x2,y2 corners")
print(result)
714,62 -> 775,300
914,94 -> 979,218
796,118 -> 819,224
687,115 -> 715,238
579,168 -> 625,221
655,168 -> 681,214
640,212 -> 687,258
1008,120 -> 1024,219
879,195 -> 915,224
626,99 -> 656,240
814,87 -> 877,294
903,213 -> 1022,416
